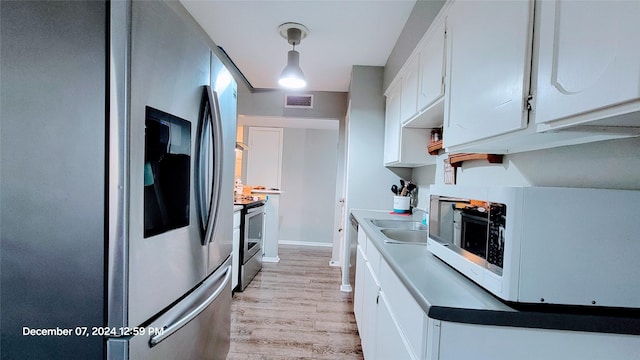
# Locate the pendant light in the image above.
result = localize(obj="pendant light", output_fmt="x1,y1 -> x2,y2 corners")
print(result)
278,23 -> 309,89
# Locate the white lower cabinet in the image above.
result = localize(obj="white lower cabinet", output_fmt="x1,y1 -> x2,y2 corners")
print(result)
354,231 -> 427,360
353,245 -> 365,328
361,257 -> 379,360
355,228 -> 640,360
375,293 -> 412,360
432,320 -> 640,360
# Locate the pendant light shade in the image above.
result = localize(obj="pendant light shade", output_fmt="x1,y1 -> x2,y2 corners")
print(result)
278,23 -> 309,89
278,50 -> 306,89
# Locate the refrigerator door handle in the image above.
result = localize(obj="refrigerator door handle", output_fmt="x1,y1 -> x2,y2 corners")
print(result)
196,85 -> 223,246
148,264 -> 231,347
208,89 -> 224,244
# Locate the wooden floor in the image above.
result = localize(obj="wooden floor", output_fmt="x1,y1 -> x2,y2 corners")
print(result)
227,245 -> 364,360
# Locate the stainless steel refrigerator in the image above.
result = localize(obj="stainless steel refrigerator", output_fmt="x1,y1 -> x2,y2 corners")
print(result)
0,1 -> 236,359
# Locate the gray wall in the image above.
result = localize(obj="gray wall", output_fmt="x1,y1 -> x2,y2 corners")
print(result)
279,128 -> 339,245
234,62 -> 348,249
345,66 -> 403,212
238,85 -> 348,120
383,0 -> 446,92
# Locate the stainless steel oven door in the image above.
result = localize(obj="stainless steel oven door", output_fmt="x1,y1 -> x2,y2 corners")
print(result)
243,204 -> 264,263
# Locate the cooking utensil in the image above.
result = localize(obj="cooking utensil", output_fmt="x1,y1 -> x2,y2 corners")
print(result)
391,185 -> 398,195
399,180 -> 406,196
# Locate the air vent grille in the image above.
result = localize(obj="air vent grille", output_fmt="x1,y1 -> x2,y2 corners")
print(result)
285,94 -> 313,109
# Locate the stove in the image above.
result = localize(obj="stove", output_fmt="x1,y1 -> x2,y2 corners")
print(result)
234,195 -> 262,206
233,196 -> 265,291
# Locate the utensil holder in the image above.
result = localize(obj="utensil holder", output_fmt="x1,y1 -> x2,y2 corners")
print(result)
393,196 -> 411,214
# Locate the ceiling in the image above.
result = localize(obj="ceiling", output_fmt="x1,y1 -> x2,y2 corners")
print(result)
180,0 -> 417,93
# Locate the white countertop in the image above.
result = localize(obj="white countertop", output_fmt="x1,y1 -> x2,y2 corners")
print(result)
351,209 -> 512,313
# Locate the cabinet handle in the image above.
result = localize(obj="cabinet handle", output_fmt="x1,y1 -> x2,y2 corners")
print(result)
376,294 -> 379,304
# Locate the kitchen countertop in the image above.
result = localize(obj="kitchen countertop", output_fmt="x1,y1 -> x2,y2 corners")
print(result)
351,209 -> 640,335
251,188 -> 283,194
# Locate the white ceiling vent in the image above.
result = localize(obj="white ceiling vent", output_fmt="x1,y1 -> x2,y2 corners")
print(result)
285,94 -> 313,109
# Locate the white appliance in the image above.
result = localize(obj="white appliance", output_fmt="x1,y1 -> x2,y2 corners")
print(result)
428,185 -> 640,309
1,1 -> 236,358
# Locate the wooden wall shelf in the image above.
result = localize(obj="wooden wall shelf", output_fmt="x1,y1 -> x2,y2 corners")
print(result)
448,153 -> 503,168
427,140 -> 443,155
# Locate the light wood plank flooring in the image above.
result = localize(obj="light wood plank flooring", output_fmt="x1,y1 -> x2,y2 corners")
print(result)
227,245 -> 364,360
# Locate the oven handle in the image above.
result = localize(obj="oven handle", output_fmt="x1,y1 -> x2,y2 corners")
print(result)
246,203 -> 265,215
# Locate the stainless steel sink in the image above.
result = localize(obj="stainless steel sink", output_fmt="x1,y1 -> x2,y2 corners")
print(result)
380,228 -> 428,245
369,219 -> 427,231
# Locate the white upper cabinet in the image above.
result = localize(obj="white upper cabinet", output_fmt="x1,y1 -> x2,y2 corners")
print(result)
444,0 -> 533,149
383,12 -> 446,167
383,81 -> 402,165
417,18 -> 446,114
400,55 -> 420,123
403,16 -> 447,129
384,80 -> 434,167
534,0 -> 640,130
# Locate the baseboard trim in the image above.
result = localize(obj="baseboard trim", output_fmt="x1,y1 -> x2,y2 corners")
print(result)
262,256 -> 280,263
279,240 -> 333,248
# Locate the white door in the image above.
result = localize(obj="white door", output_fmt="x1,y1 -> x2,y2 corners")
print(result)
246,127 -> 283,189
444,0 -> 533,148
534,0 -> 640,125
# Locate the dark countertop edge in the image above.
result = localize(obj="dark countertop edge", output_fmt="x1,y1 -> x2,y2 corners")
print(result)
351,209 -> 640,336
428,306 -> 640,336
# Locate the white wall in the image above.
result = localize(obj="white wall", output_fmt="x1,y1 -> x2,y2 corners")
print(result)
411,136 -> 640,209
279,128 -> 339,245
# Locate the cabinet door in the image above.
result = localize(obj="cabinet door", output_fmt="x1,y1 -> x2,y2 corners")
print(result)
375,292 -> 414,360
418,18 -> 446,112
401,56 -> 420,123
361,261 -> 380,360
380,257 -> 426,359
444,0 -> 533,148
383,81 -> 402,165
353,245 -> 366,330
534,0 -> 640,125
